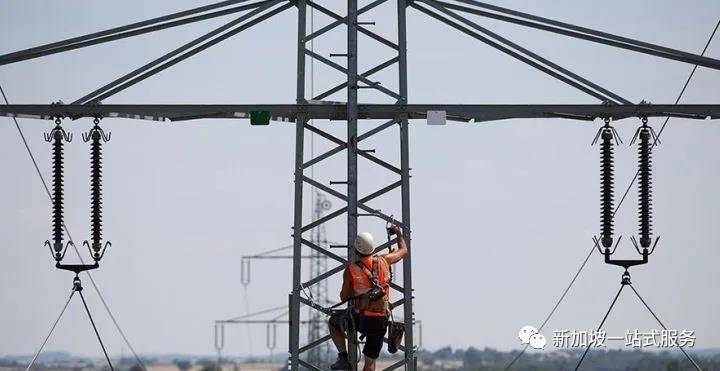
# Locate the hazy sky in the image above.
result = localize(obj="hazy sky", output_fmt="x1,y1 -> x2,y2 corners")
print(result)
1,0 -> 719,361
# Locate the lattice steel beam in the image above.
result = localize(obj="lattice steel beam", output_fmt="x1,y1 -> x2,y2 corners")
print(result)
3,103 -> 720,122
3,3 -> 720,371
416,0 -> 631,105
0,0 -> 264,65
443,0 -> 720,70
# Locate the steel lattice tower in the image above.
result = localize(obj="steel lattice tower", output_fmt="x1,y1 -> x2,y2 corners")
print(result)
216,191 -> 335,367
3,2 -> 720,371
290,2 -> 415,370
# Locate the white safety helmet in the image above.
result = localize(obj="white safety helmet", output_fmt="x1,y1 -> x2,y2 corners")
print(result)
355,232 -> 375,256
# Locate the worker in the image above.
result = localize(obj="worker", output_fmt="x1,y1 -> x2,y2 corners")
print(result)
328,224 -> 408,371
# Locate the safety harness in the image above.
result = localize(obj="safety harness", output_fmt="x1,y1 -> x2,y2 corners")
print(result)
352,256 -> 389,316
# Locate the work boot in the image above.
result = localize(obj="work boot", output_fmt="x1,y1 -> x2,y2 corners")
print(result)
330,352 -> 352,370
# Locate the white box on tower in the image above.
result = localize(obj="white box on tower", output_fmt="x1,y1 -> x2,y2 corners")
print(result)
427,110 -> 447,125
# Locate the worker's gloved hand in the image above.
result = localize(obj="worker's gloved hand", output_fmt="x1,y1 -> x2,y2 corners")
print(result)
387,224 -> 401,236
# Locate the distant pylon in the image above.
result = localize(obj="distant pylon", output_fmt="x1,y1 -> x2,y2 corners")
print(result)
306,192 -> 332,367
222,191 -> 334,366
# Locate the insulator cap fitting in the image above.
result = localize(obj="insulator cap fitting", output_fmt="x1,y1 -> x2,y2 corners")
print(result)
601,129 -> 613,140
640,129 -> 650,140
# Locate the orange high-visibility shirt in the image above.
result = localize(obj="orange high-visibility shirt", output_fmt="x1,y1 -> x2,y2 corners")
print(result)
345,255 -> 391,317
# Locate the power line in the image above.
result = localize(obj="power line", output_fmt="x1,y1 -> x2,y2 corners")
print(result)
502,242 -> 595,370
503,17 -> 720,371
225,305 -> 287,322
241,285 -> 255,356
2,0 -> 717,367
0,84 -> 147,371
25,289 -> 75,371
574,284 -> 625,370
78,286 -> 115,371
615,18 -> 720,213
629,283 -> 702,371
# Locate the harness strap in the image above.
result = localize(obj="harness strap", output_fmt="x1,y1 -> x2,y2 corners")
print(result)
329,258 -> 380,310
356,256 -> 378,284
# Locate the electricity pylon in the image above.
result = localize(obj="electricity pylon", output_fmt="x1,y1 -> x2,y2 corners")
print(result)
218,191 -> 335,367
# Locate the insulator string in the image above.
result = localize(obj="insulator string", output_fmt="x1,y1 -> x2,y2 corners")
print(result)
637,125 -> 653,248
599,124 -> 615,248
83,118 -> 111,261
46,118 -> 72,260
